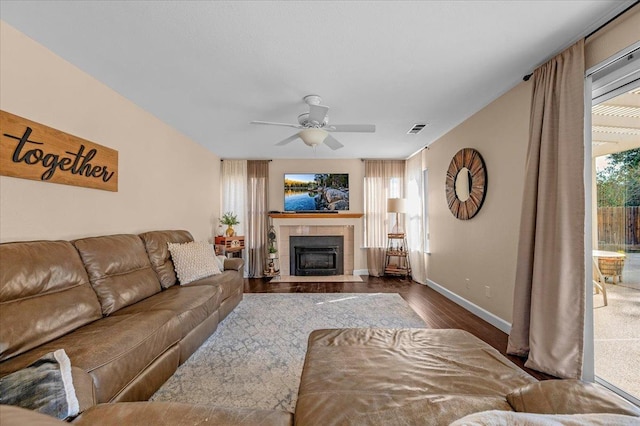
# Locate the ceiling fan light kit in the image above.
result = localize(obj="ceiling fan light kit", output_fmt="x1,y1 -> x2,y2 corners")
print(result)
299,128 -> 328,147
250,94 -> 376,151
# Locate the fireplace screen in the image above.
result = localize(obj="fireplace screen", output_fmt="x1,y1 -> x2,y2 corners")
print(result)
295,247 -> 338,276
290,235 -> 344,276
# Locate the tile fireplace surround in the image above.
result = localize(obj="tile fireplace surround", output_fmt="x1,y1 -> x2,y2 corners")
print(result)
271,214 -> 361,276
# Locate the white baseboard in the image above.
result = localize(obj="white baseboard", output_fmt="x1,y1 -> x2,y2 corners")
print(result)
354,269 -> 369,276
425,279 -> 512,334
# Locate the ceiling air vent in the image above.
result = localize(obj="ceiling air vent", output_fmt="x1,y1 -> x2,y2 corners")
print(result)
407,123 -> 428,134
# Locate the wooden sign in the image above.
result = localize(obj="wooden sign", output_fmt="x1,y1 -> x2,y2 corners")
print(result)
0,110 -> 118,192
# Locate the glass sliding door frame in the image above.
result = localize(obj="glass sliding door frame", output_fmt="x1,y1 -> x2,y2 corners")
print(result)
584,41 -> 640,405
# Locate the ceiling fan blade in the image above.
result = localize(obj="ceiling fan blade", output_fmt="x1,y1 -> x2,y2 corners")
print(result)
323,134 -> 344,150
308,105 -> 329,125
250,120 -> 301,129
328,124 -> 376,133
275,134 -> 300,146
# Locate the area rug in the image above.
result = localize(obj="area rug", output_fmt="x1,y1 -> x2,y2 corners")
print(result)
150,293 -> 425,412
269,274 -> 363,283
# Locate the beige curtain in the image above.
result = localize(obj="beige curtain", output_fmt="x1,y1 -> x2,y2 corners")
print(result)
221,160 -> 247,237
507,40 -> 585,379
246,160 -> 269,277
221,160 -> 248,277
364,160 -> 405,276
406,151 -> 428,284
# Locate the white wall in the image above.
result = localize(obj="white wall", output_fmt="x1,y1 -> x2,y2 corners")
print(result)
268,159 -> 367,272
0,22 -> 220,242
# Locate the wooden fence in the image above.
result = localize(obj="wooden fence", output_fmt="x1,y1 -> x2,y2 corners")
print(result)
597,206 -> 640,250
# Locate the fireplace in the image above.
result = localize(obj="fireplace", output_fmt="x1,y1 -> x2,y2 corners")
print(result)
290,236 -> 344,276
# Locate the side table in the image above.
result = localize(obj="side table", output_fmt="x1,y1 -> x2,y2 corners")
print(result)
215,236 -> 245,258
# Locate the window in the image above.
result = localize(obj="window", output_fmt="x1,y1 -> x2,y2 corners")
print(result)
363,160 -> 405,248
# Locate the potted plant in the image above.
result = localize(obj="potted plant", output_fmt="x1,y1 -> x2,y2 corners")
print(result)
268,244 -> 278,259
219,212 -> 240,237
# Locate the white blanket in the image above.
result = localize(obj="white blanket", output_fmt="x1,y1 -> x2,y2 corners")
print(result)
449,409 -> 640,426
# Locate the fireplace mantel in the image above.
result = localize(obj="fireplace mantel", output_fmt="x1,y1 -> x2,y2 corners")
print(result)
269,213 -> 363,219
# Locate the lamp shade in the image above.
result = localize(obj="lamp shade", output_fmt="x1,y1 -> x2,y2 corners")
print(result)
299,128 -> 328,147
387,198 -> 406,213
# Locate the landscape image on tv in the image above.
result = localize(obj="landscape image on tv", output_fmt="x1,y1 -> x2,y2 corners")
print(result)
284,173 -> 349,211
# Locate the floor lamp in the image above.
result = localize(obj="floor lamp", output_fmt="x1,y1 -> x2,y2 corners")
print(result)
387,198 -> 406,235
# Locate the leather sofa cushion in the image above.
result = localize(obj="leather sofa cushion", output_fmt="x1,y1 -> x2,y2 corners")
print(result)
0,310 -> 181,403
113,285 -> 222,338
224,257 -> 244,271
507,380 -> 640,416
295,328 -> 537,425
0,405 -> 65,426
187,269 -> 242,300
74,402 -> 294,426
139,230 -> 193,289
73,235 -> 162,315
0,241 -> 102,362
0,403 -> 294,426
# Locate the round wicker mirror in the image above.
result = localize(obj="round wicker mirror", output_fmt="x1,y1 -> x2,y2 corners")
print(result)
445,148 -> 487,220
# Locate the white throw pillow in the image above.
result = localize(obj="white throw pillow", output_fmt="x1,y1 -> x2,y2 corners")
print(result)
167,241 -> 221,285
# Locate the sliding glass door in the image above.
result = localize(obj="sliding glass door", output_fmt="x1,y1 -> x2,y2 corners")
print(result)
589,47 -> 640,404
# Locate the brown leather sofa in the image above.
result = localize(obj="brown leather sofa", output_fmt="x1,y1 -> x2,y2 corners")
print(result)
4,231 -> 637,425
0,403 -> 293,426
0,230 -> 243,406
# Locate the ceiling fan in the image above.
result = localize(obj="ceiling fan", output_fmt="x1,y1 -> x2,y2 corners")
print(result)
250,95 -> 375,150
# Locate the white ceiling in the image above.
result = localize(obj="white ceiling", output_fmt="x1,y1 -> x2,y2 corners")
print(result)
0,1 -> 634,160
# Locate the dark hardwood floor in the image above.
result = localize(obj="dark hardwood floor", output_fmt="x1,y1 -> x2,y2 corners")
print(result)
244,275 -> 554,381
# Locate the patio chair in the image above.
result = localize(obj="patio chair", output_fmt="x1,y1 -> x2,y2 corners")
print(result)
592,257 -> 608,307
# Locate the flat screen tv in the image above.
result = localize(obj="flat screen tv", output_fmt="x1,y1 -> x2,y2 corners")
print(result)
284,173 -> 349,212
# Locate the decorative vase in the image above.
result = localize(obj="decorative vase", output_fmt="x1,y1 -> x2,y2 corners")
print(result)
216,225 -> 225,237
225,225 -> 235,237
